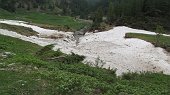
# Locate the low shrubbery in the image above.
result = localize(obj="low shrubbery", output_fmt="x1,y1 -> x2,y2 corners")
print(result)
61,53 -> 85,64
50,63 -> 116,83
36,44 -> 63,60
36,45 -> 85,64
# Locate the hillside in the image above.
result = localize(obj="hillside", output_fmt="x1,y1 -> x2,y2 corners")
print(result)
0,34 -> 170,95
0,0 -> 93,18
0,9 -> 90,31
0,14 -> 170,95
0,0 -> 170,32
0,19 -> 170,76
91,0 -> 170,32
0,0 -> 170,95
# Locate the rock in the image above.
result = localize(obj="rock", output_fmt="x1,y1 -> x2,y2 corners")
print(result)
0,52 -> 15,59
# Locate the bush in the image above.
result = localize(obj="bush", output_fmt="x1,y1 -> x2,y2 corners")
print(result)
36,45 -> 63,60
121,72 -> 139,80
36,45 -> 54,56
39,70 -> 111,95
50,63 -> 117,83
62,53 -> 85,64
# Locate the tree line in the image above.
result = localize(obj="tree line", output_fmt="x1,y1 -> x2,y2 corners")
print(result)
1,0 -> 169,18
92,0 -> 170,31
0,0 -> 93,18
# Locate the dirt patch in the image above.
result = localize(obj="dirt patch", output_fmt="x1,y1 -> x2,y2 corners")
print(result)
39,33 -> 65,39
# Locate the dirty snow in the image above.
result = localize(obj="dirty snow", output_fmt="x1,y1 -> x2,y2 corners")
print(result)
0,19 -> 76,53
75,27 -> 170,75
0,19 -> 170,76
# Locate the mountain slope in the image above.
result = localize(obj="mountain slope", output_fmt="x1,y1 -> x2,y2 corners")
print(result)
0,34 -> 170,95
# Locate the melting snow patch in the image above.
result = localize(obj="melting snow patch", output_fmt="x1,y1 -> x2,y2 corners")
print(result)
0,20 -> 170,76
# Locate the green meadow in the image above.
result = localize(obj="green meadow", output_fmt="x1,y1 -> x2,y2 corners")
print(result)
0,9 -> 90,31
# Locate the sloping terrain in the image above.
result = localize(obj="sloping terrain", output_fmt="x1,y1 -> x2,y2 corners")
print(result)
0,9 -> 89,31
75,27 -> 170,75
0,32 -> 170,95
0,19 -> 170,76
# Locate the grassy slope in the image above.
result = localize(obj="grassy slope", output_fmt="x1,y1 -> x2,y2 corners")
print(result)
0,23 -> 38,36
0,9 -> 90,31
125,33 -> 170,51
0,34 -> 170,95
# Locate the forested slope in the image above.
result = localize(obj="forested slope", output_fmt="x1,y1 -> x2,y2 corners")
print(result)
0,0 -> 93,18
92,0 -> 170,32
0,0 -> 170,32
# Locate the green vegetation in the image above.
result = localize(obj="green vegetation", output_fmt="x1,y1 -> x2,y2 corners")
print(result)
1,0 -> 170,32
0,23 -> 38,36
0,0 -> 170,94
125,33 -> 170,52
0,34 -> 170,95
91,7 -> 103,30
91,0 -> 170,32
0,0 -> 93,18
36,45 -> 85,64
0,9 -> 89,31
0,35 -> 40,54
155,25 -> 165,46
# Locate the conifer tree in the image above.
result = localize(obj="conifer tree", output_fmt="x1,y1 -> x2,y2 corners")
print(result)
107,0 -> 115,24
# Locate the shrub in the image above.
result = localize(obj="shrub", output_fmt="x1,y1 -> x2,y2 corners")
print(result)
36,44 -> 54,56
45,71 -> 111,95
62,52 -> 85,64
121,72 -> 139,80
36,45 -> 63,60
53,63 -> 117,83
